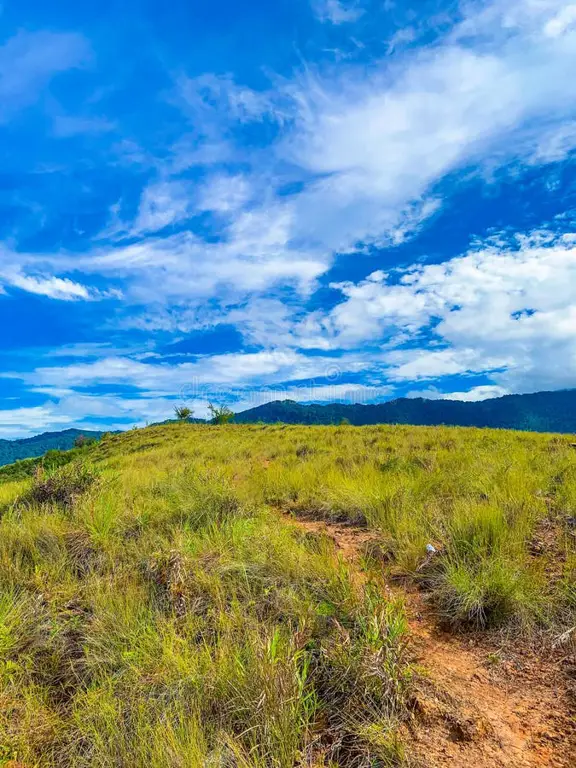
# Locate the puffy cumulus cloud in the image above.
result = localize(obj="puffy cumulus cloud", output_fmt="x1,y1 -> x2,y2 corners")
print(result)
315,231 -> 576,392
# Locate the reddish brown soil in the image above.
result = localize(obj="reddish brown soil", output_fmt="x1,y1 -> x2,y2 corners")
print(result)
284,512 -> 576,768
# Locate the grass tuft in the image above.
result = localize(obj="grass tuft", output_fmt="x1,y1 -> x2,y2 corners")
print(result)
21,462 -> 99,510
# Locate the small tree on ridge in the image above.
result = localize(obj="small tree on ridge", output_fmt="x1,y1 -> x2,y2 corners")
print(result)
174,405 -> 193,422
208,403 -> 234,425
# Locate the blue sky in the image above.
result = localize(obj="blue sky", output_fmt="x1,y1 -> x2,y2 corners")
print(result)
2,0 -> 576,437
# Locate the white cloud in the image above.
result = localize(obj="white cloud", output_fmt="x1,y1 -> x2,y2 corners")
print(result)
197,174 -> 253,214
132,180 -> 193,234
0,348 -> 392,437
385,349 -> 508,382
6,0 -> 576,429
312,0 -> 364,25
89,0 -> 576,318
0,265 -> 117,301
176,73 -> 274,128
314,230 -> 576,392
0,380 -> 393,439
15,349 -> 370,394
406,385 -> 509,402
280,25 -> 576,254
35,204 -> 329,308
530,122 -> 576,164
8,0 -> 576,326
0,406 -> 73,439
544,3 -> 576,38
0,394 -> 193,439
0,30 -> 89,122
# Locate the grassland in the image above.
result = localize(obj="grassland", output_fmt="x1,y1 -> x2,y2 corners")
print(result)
0,423 -> 574,767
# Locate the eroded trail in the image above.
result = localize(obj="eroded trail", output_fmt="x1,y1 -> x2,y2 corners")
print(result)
283,513 -> 576,768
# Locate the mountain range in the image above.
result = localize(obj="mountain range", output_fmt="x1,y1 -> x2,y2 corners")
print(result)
234,389 -> 576,432
0,428 -> 104,467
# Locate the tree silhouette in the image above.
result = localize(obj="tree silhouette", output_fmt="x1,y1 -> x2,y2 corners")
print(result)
174,405 -> 193,422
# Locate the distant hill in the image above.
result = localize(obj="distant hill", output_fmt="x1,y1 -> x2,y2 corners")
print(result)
0,428 -> 104,467
234,390 -> 576,433
153,417 -> 207,427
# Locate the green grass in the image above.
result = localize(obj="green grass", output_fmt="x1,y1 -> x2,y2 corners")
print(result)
0,422 -> 574,766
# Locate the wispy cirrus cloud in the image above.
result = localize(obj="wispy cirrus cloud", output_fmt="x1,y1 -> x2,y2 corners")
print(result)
312,0 -> 365,25
0,30 -> 90,123
0,265 -> 119,301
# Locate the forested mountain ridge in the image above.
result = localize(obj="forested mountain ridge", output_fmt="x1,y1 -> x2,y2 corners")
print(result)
234,389 -> 576,432
0,428 -> 103,467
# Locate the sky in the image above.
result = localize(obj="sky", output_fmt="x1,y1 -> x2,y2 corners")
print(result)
1,0 -> 576,437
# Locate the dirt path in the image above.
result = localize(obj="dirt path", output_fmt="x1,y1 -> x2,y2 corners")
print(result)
284,513 -> 576,768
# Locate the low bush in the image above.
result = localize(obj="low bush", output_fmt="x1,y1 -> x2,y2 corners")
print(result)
22,462 -> 99,509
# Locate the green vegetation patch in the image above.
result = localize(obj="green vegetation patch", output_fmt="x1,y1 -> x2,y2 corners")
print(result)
0,421 -> 574,766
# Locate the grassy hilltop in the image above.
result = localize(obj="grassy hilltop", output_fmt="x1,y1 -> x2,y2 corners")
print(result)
0,423 -> 575,766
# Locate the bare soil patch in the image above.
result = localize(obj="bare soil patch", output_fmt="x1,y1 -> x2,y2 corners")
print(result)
284,510 -> 576,768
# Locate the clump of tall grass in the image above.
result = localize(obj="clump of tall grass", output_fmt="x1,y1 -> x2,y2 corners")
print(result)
419,502 -> 547,629
20,462 -> 99,510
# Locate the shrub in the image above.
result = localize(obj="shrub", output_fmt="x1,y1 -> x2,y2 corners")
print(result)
22,462 -> 99,509
174,405 -> 193,422
208,403 -> 234,425
74,435 -> 98,449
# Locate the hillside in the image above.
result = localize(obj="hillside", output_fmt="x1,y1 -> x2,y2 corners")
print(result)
234,388 -> 576,431
3,389 -> 575,463
0,428 -> 103,467
0,422 -> 574,767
